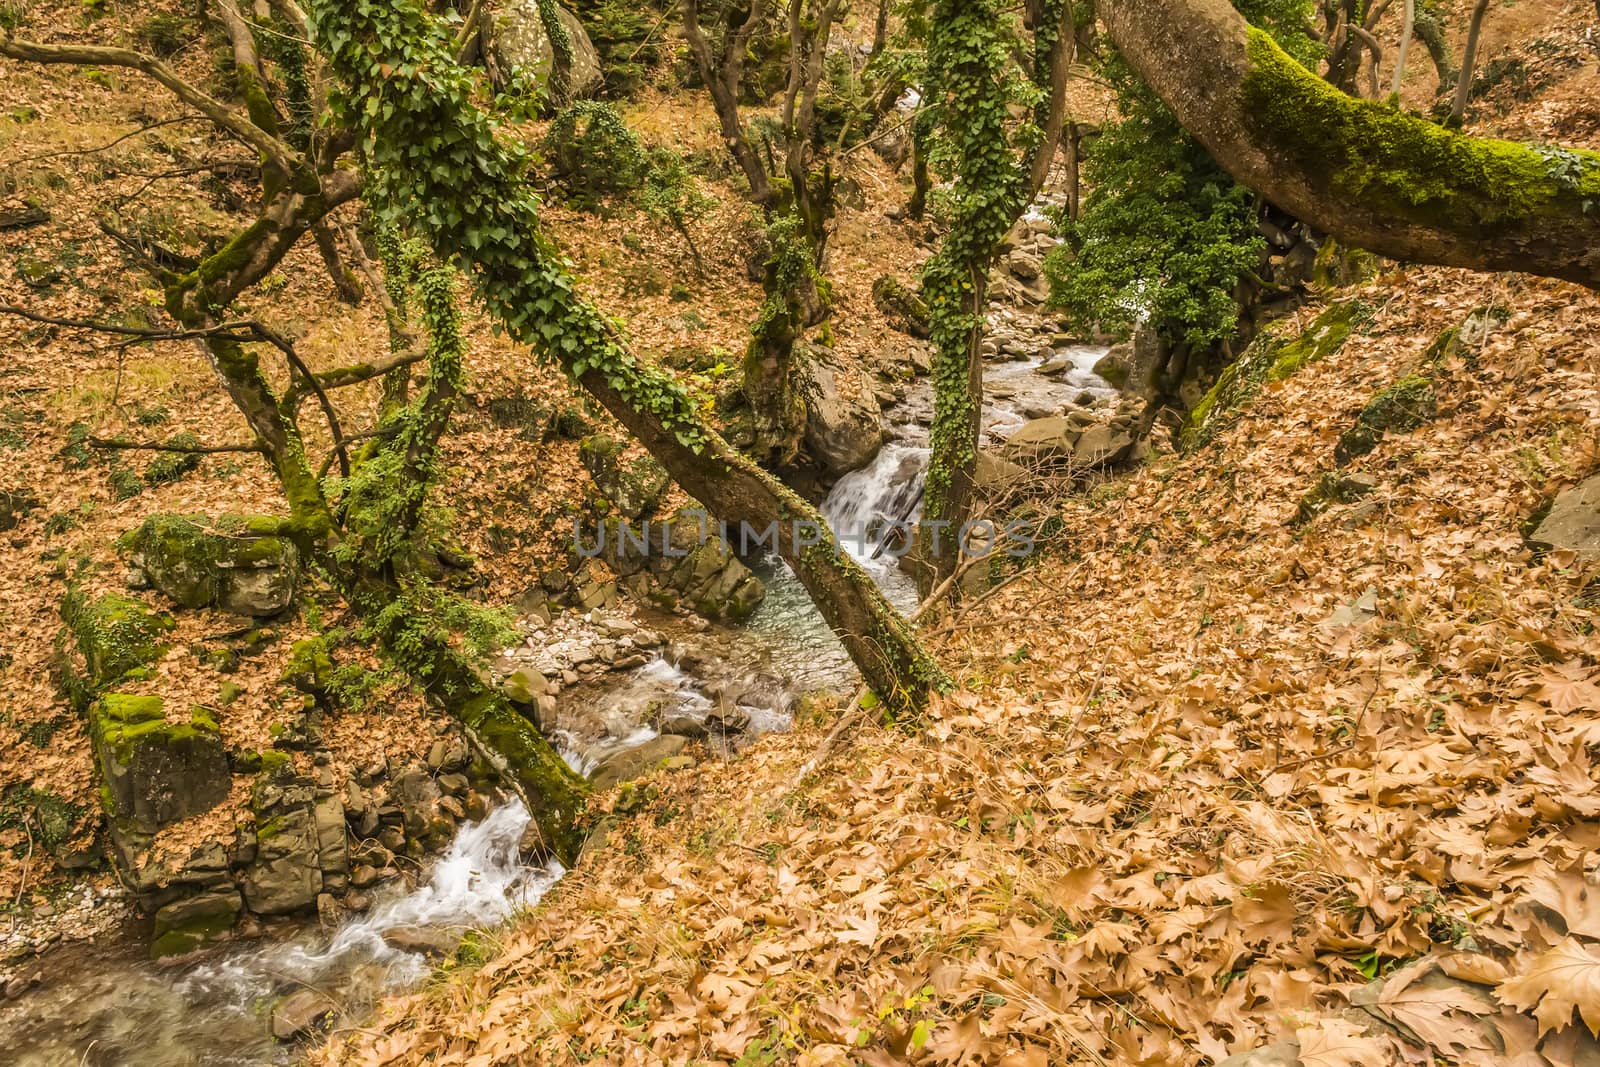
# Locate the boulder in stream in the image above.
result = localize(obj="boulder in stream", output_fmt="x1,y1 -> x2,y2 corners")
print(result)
591,734 -> 690,790
798,343 -> 887,476
150,889 -> 242,958
271,988 -> 335,1041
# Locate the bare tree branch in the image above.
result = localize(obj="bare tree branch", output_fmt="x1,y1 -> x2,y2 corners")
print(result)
89,436 -> 265,455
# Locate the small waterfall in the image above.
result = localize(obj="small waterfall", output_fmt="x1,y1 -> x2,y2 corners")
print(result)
821,443 -> 929,612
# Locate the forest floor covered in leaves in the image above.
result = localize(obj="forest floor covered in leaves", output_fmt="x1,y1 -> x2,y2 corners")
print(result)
311,260 -> 1600,1065
0,0 -> 1598,1063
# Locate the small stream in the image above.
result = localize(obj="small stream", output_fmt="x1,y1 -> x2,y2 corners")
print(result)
0,336 -> 1116,1066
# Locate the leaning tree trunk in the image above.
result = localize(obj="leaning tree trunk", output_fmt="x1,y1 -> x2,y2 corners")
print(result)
1097,0 -> 1600,290
311,0 -> 949,718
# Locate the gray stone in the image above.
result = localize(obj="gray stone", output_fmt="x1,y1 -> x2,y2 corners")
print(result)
486,1 -> 602,104
799,343 -> 887,476
272,989 -> 334,1041
1531,473 -> 1600,558
150,889 -> 241,958
591,735 -> 691,790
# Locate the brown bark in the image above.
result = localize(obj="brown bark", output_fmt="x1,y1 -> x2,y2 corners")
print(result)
1098,0 -> 1600,290
1450,0 -> 1492,126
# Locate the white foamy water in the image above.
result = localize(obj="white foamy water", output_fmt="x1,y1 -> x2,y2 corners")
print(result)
2,801 -> 561,1066
188,800 -> 562,997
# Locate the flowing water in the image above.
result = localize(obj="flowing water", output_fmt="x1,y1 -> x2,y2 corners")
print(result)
1,802 -> 559,1066
0,339 -> 1116,1065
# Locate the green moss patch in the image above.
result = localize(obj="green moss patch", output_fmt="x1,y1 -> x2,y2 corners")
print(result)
1335,375 -> 1438,465
1243,29 -> 1600,231
62,588 -> 175,689
1183,300 -> 1369,451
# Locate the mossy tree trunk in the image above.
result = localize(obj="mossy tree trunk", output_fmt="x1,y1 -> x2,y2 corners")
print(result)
1,12 -> 590,860
1098,0 -> 1600,289
916,0 -> 1073,592
682,0 -> 840,468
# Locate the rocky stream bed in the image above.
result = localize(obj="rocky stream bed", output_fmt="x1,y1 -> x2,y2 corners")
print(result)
0,283 -> 1132,1064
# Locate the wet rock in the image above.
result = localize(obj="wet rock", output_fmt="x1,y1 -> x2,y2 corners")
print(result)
150,890 -> 241,958
271,988 -> 334,1041
1529,473 -> 1600,558
799,343 -> 887,476
91,695 -> 230,834
655,715 -> 708,739
437,772 -> 469,798
350,864 -> 382,889
121,514 -> 300,616
438,795 -> 466,821
591,735 -> 690,790
316,892 -> 345,928
383,925 -> 459,957
485,0 -> 602,103
1091,349 -> 1131,390
1037,354 -> 1074,377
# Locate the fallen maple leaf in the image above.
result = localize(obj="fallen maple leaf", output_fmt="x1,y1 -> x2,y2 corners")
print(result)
1496,939 -> 1600,1037
1295,1017 -> 1393,1067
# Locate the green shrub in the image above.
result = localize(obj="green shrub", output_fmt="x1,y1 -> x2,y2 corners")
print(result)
542,101 -> 650,209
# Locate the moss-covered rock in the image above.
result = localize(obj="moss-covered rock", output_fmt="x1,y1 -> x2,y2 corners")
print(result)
282,636 -> 333,698
62,588 -> 175,688
1334,375 -> 1437,465
122,514 -> 300,616
1311,237 -> 1379,289
90,694 -> 231,834
1183,299 -> 1370,451
150,889 -> 242,958
1295,471 -> 1377,524
872,275 -> 931,340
